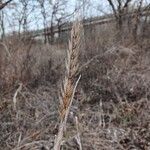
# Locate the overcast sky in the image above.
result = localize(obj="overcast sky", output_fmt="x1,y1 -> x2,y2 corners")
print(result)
2,0 -> 150,33
3,0 -> 110,32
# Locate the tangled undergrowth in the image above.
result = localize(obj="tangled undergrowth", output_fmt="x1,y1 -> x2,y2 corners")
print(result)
0,16 -> 150,149
1,41 -> 150,149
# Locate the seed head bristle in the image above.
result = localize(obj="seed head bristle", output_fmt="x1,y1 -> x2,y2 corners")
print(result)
59,20 -> 82,119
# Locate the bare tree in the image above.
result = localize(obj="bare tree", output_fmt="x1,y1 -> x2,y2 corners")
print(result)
47,0 -> 68,44
107,0 -> 132,30
36,0 -> 69,44
0,0 -> 13,40
19,0 -> 29,33
132,0 -> 143,41
0,9 -> 5,40
141,2 -> 150,37
37,0 -> 48,43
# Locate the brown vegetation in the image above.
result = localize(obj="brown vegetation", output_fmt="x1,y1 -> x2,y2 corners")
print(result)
0,0 -> 150,149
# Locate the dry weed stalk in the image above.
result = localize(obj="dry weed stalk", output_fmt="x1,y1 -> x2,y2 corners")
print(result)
13,83 -> 23,111
54,20 -> 82,150
0,42 -> 11,58
75,116 -> 82,150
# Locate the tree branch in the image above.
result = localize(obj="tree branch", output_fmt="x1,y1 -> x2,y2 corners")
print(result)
107,0 -> 118,19
0,0 -> 13,10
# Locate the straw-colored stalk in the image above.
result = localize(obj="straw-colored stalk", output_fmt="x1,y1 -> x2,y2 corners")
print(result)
54,20 -> 82,150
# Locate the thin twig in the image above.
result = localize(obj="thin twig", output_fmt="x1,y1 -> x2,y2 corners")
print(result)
75,116 -> 82,150
13,83 -> 22,111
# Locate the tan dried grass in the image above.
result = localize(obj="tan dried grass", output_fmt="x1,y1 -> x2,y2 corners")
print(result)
54,20 -> 82,150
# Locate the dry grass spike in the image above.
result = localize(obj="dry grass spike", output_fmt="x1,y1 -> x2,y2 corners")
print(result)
59,20 -> 82,119
54,20 -> 82,150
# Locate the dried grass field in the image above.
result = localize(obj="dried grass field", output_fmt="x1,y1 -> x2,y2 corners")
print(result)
0,1 -> 150,149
